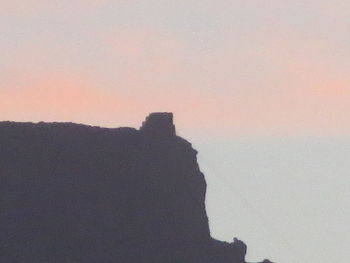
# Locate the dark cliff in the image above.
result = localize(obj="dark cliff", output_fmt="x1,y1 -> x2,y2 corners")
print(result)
0,113 -> 271,263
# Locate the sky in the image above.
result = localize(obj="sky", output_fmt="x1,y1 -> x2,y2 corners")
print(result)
1,1 -> 350,262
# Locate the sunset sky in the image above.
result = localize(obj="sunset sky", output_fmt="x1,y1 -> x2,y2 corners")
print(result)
1,1 -> 349,262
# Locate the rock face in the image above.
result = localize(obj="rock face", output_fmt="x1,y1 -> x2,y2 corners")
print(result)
0,113 -> 269,263
140,112 -> 176,138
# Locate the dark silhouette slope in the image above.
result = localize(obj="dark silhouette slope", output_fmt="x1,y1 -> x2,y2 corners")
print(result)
0,113 -> 271,263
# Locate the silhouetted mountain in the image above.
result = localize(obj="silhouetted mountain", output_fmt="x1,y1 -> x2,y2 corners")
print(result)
0,113 -> 271,263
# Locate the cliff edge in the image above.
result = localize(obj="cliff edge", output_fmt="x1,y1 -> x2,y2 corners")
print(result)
0,113 -> 271,263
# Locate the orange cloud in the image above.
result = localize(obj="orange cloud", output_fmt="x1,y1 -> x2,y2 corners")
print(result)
1,29 -> 350,137
1,75 -> 114,122
0,74 -> 223,132
2,71 -> 349,138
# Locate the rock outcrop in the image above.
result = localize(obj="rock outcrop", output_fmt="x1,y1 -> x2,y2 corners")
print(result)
0,113 -> 271,263
140,112 -> 176,138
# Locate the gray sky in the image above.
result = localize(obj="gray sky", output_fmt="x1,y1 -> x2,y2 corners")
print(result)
191,137 -> 350,263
